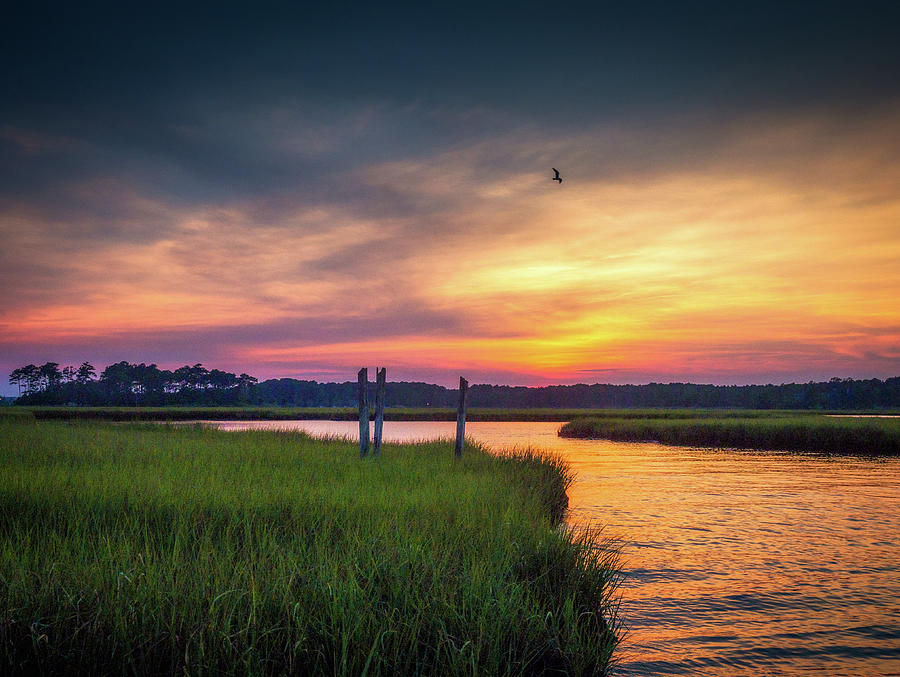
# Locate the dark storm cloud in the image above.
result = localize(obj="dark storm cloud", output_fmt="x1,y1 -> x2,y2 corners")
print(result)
7,1 -> 900,133
7,1 -> 900,112
4,0 -> 899,230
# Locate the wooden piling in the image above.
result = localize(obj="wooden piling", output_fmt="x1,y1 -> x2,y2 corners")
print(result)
455,376 -> 468,457
374,367 -> 386,457
358,367 -> 369,457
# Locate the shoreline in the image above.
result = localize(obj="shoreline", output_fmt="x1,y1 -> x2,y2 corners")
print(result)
1,418 -> 620,674
559,414 -> 900,456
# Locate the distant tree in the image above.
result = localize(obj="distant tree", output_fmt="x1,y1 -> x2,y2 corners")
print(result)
237,373 -> 258,402
21,364 -> 40,395
100,361 -> 135,404
8,367 -> 23,396
172,365 -> 190,391
208,369 -> 238,390
191,363 -> 210,389
76,362 -> 97,385
130,363 -> 151,398
158,369 -> 175,395
38,362 -> 62,391
172,364 -> 209,391
11,359 -> 899,410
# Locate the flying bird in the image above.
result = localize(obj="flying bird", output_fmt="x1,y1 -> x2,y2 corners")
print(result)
552,168 -> 563,184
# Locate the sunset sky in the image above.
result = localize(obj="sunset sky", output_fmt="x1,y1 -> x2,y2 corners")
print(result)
3,1 -> 900,393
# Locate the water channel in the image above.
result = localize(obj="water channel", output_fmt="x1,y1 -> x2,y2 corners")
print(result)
202,420 -> 900,676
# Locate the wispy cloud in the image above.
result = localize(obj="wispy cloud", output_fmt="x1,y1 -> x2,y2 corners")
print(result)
3,102 -> 900,387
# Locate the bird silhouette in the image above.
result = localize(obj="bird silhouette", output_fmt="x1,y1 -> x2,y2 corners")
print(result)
552,168 -> 563,184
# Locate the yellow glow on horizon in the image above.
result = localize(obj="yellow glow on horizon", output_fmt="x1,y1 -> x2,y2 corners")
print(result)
3,110 -> 900,381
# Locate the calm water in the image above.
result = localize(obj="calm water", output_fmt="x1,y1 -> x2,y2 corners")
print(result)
204,420 -> 900,676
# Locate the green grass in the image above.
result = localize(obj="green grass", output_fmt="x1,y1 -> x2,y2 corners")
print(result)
0,408 -> 34,420
559,414 -> 900,455
0,418 -> 619,676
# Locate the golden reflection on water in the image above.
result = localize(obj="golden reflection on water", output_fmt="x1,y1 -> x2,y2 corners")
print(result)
207,420 -> 900,676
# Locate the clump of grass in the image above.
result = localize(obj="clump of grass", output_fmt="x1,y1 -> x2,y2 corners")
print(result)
559,414 -> 900,455
0,408 -> 33,420
0,419 -> 619,675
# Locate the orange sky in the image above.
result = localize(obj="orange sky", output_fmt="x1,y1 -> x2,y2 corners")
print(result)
2,106 -> 899,389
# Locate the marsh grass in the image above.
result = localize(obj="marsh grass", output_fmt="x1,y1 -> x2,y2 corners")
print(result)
0,419 -> 619,675
559,414 -> 900,455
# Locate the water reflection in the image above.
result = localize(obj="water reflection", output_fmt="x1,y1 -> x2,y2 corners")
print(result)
203,420 -> 900,676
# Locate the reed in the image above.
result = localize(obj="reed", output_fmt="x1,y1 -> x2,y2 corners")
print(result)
559,414 -> 900,455
0,418 -> 619,675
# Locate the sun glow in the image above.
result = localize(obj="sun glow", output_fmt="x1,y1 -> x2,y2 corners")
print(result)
3,111 -> 900,384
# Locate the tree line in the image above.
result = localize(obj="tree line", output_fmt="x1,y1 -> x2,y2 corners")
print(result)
9,362 -> 900,409
243,375 -> 900,410
9,362 -> 258,406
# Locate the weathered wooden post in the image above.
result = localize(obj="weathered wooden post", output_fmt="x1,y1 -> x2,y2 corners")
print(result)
455,376 -> 468,458
358,367 -> 369,457
374,367 -> 386,457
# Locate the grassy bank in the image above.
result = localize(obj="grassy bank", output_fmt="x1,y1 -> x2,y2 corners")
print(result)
559,414 -> 900,455
0,418 -> 619,675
